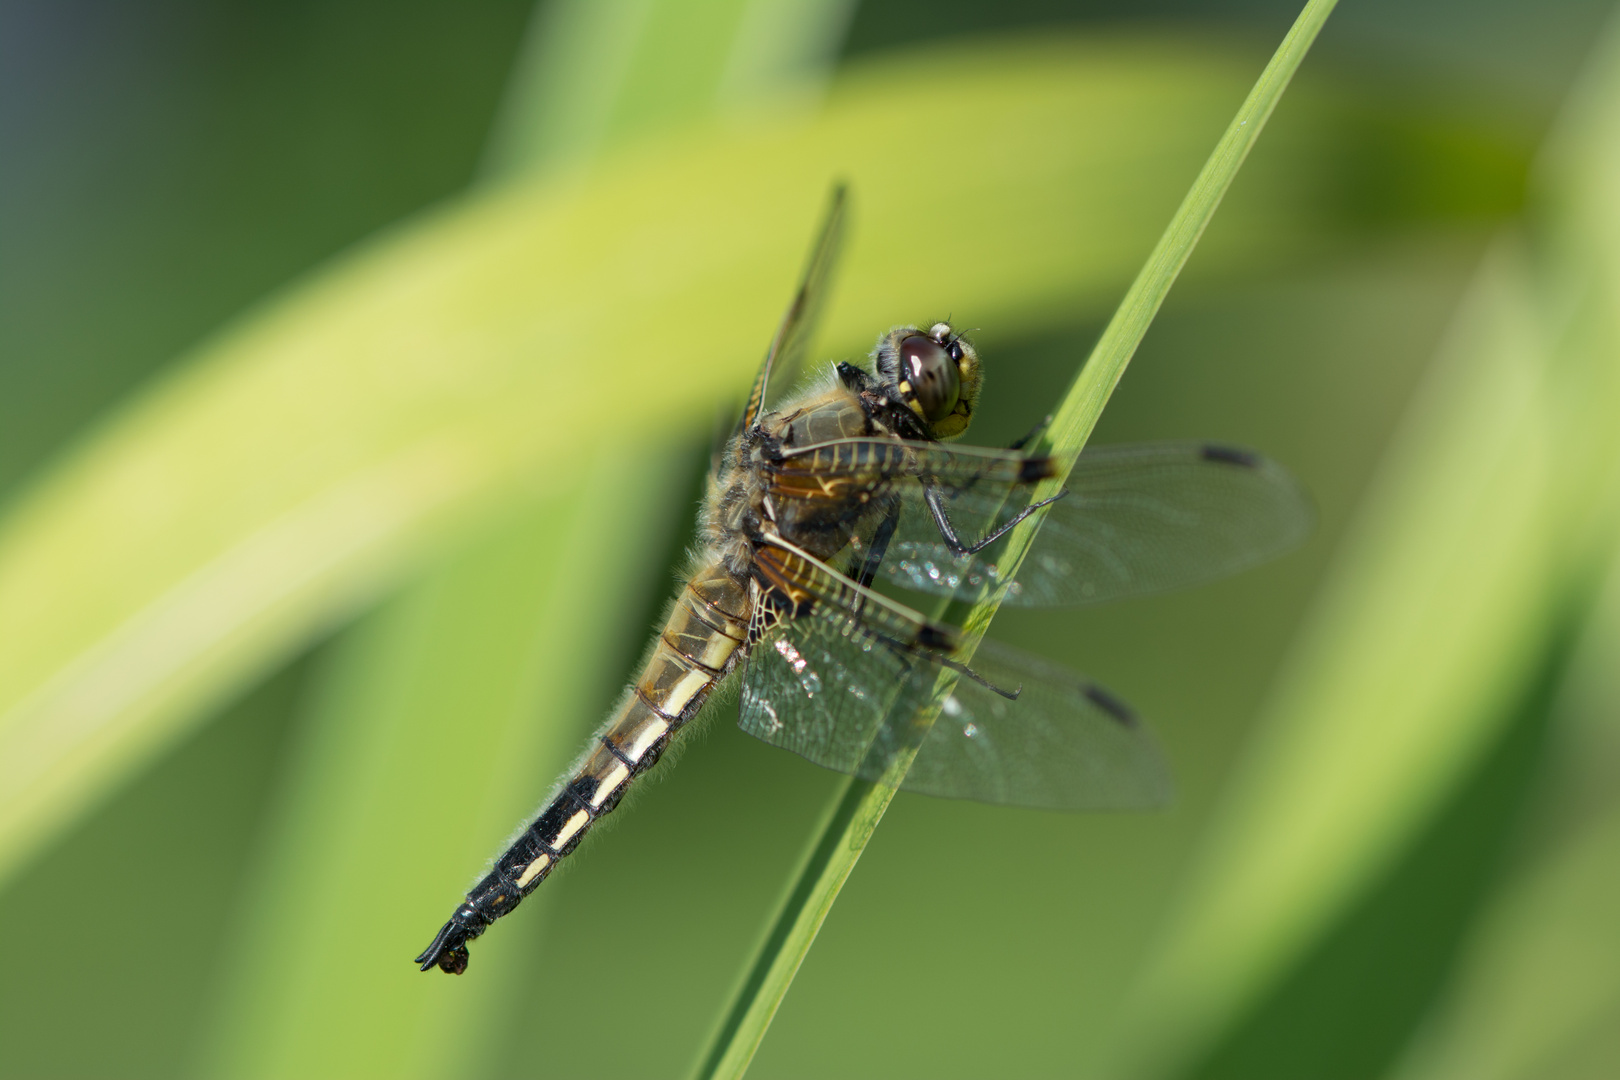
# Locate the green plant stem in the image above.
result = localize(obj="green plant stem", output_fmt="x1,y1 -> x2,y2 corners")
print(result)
690,1 -> 1339,1077
1039,0 -> 1341,481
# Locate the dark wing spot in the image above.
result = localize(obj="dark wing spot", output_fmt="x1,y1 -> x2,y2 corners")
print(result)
1019,456 -> 1059,482
1201,444 -> 1260,468
1082,683 -> 1138,728
917,623 -> 959,650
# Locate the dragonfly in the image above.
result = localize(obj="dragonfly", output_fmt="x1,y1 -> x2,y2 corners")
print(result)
415,187 -> 1312,974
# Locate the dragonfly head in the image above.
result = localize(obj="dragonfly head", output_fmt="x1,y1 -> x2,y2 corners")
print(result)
872,322 -> 982,440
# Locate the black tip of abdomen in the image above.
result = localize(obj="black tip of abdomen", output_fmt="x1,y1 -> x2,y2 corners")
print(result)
416,918 -> 469,974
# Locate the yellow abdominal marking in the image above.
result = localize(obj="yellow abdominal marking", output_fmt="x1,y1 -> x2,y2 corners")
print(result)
591,762 -> 630,808
663,669 -> 710,715
553,809 -> 589,849
698,632 -> 741,670
623,716 -> 670,761
516,854 -> 551,888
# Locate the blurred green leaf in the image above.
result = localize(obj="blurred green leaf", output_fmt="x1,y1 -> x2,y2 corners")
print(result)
1381,19 -> 1620,1077
1386,740 -> 1620,1080
0,0 -> 535,505
1386,540 -> 1620,1080
1098,13 -> 1620,1080
0,9 -> 1590,1080
195,456 -> 688,1079
0,34 -> 1427,889
193,3 -> 857,1075
484,0 -> 857,177
1102,237 -> 1559,1080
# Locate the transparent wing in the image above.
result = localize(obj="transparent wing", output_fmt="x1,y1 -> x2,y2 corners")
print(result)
864,441 -> 1313,607
765,439 -> 1054,545
739,608 -> 1171,810
772,436 -> 1051,491
740,184 -> 848,430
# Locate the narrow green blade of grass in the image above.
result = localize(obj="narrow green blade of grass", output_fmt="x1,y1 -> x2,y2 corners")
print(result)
194,4 -> 856,1076
0,37 -> 1369,890
1098,14 -> 1620,1080
1035,0 -> 1342,474
692,4 -> 1339,1077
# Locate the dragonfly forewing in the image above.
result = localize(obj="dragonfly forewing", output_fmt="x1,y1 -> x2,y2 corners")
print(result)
415,181 -> 1307,977
877,441 -> 1313,607
741,185 -> 847,431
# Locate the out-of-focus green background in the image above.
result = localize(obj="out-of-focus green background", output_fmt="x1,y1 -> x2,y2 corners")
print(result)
3,1 -> 1619,1078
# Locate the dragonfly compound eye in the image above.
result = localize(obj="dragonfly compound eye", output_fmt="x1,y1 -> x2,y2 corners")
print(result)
899,334 -> 961,423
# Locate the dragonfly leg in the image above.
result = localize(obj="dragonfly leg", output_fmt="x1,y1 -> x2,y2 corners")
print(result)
867,626 -> 1021,702
851,501 -> 901,589
924,483 -> 1069,556
937,654 -> 1021,700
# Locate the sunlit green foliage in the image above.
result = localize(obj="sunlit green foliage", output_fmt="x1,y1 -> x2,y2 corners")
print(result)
1,2 -> 1616,1079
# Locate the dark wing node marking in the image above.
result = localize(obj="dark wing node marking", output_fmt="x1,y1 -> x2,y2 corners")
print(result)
752,540 -> 957,653
1081,683 -> 1137,727
1200,443 -> 1261,468
773,437 -> 1056,488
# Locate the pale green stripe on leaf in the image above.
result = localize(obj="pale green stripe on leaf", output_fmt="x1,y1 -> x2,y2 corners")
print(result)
1101,238 -> 1559,1080
196,453 -> 687,1080
1382,18 -> 1620,1080
1385,563 -> 1620,1080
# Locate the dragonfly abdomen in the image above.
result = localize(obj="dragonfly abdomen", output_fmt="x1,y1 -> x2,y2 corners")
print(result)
416,561 -> 749,974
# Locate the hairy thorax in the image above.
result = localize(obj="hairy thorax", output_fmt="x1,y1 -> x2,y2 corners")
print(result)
705,379 -> 896,583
